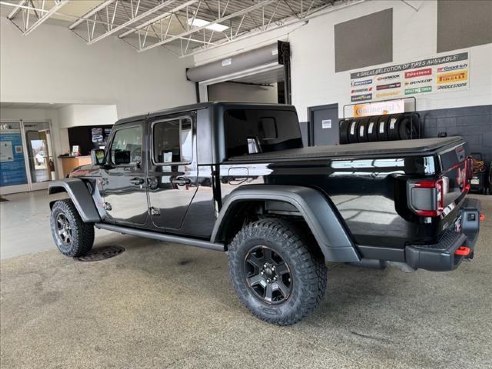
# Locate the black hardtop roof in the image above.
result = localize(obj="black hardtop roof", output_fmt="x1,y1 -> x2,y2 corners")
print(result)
113,102 -> 296,126
227,136 -> 465,162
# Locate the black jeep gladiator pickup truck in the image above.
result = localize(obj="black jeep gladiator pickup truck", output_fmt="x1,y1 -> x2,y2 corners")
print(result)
49,102 -> 480,325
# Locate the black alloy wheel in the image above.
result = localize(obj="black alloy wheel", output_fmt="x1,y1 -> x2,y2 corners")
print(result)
244,245 -> 293,304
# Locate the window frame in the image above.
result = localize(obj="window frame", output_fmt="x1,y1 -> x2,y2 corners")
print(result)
106,124 -> 143,167
150,115 -> 194,166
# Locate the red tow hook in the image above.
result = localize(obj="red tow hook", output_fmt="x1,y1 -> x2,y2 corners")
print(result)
480,213 -> 485,222
455,246 -> 472,257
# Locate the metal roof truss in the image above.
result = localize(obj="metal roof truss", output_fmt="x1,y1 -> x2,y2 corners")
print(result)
7,0 -> 69,35
68,0 -> 338,56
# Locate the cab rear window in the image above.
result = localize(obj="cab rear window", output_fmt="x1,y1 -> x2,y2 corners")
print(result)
224,109 -> 302,158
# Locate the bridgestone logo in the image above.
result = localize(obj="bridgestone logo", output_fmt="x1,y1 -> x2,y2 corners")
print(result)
437,83 -> 467,90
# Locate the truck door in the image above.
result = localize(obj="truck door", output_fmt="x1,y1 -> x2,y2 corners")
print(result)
147,115 -> 198,231
100,122 -> 148,225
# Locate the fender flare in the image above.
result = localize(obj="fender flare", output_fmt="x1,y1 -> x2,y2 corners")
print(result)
48,179 -> 101,223
211,185 -> 360,263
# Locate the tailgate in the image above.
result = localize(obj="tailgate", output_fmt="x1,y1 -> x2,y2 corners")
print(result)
406,138 -> 472,234
439,141 -> 470,210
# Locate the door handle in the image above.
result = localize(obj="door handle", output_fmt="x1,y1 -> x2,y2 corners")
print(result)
170,177 -> 191,186
129,177 -> 145,185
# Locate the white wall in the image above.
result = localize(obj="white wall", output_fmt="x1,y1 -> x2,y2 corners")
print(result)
57,105 -> 118,128
0,18 -> 196,119
193,0 -> 492,121
1,17 -> 196,184
208,82 -> 278,103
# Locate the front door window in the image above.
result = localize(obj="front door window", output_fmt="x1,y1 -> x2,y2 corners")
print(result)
101,124 -> 147,225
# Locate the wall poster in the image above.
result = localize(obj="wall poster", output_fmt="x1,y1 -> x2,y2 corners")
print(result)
349,52 -> 469,102
0,130 -> 28,187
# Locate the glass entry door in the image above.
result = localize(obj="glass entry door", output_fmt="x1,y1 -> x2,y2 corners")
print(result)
24,122 -> 56,191
0,120 -> 56,194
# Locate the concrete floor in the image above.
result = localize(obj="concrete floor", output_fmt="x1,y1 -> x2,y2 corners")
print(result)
1,191 -> 491,369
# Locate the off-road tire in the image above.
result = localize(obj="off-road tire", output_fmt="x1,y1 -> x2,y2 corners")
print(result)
50,199 -> 94,257
228,219 -> 327,325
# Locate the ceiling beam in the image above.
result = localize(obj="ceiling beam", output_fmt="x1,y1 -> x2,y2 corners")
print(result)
180,0 -> 364,58
137,0 -> 276,52
68,0 -> 116,30
6,0 -> 69,35
85,0 -> 178,45
118,0 -> 198,39
6,0 -> 27,19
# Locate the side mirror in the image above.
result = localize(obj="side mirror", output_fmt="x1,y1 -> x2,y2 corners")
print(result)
91,149 -> 106,165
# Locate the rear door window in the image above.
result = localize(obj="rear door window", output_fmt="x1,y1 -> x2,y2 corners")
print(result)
152,117 -> 193,164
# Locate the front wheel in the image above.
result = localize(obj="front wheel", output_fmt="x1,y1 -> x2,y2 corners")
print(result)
228,219 -> 327,325
50,199 -> 94,257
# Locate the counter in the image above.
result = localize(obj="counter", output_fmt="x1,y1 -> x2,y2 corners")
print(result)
59,156 -> 91,177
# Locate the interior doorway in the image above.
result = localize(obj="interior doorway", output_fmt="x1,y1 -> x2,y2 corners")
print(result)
307,104 -> 340,146
205,64 -> 286,104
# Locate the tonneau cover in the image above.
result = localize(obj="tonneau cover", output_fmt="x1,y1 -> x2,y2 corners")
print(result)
227,137 -> 464,162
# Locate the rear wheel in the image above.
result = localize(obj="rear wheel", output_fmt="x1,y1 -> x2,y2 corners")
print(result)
50,199 -> 94,257
228,219 -> 327,325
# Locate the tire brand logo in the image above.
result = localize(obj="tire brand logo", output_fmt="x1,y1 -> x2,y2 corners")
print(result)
376,74 -> 400,81
405,78 -> 432,86
376,82 -> 401,91
405,68 -> 432,78
351,79 -> 372,87
351,87 -> 372,93
376,90 -> 400,98
351,93 -> 372,102
405,86 -> 432,95
437,71 -> 468,84
437,82 -> 468,90
437,63 -> 468,73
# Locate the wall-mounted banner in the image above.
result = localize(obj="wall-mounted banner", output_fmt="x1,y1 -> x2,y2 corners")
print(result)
349,99 -> 405,118
349,52 -> 469,102
0,131 -> 28,187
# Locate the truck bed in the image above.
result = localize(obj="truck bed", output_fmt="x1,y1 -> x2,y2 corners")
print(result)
227,137 -> 463,162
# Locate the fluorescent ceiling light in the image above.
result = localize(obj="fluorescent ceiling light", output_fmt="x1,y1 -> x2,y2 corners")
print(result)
187,18 -> 229,32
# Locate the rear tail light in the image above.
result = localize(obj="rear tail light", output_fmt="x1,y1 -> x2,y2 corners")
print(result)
465,157 -> 474,180
407,178 -> 445,217
480,213 -> 485,222
463,157 -> 473,191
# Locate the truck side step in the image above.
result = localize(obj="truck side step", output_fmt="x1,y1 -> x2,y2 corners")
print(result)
95,223 -> 225,252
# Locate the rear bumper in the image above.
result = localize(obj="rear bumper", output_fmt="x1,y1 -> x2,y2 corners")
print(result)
405,198 -> 480,271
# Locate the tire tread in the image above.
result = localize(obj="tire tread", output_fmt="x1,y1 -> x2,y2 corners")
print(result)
50,199 -> 94,257
228,218 -> 327,325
